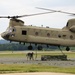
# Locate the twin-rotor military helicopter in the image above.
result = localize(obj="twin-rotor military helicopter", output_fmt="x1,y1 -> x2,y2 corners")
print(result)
1,7 -> 75,51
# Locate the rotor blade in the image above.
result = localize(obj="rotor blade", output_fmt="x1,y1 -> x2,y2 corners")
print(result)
0,16 -> 11,18
16,11 -> 55,18
0,11 -> 55,19
36,7 -> 75,15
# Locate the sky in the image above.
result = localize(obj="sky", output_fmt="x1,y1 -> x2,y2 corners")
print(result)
0,0 -> 75,39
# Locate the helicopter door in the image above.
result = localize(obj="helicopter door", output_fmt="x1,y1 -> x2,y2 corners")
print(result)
21,29 -> 28,41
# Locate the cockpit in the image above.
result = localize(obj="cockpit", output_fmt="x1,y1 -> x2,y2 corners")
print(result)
6,27 -> 16,33
1,27 -> 16,40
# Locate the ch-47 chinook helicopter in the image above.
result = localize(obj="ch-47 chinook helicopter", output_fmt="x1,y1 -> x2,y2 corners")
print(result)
1,8 -> 75,51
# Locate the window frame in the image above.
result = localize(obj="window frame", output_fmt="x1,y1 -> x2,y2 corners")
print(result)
22,30 -> 27,35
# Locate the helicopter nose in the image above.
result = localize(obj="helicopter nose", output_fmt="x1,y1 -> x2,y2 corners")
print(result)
1,32 -> 10,40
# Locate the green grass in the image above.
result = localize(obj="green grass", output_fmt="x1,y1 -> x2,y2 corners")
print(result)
0,64 -> 75,74
0,54 -> 25,57
0,51 -> 25,57
0,51 -> 75,58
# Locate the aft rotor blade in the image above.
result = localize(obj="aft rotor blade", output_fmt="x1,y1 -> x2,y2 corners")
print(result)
0,11 -> 55,19
36,7 -> 75,15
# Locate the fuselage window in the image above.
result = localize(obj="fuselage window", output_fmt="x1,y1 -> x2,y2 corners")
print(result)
35,32 -> 38,36
58,35 -> 61,38
22,30 -> 27,35
63,35 -> 66,38
70,35 -> 73,40
47,33 -> 50,37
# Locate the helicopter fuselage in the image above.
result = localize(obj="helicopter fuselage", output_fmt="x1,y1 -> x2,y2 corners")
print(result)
1,18 -> 75,50
1,24 -> 75,46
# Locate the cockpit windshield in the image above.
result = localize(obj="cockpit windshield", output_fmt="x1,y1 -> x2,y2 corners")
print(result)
6,27 -> 16,33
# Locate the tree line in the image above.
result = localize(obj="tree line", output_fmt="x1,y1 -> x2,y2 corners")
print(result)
0,43 -> 27,51
0,43 -> 75,51
0,43 -> 59,51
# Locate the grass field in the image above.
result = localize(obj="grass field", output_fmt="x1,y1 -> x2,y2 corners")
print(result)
0,64 -> 75,74
0,51 -> 75,74
0,51 -> 75,58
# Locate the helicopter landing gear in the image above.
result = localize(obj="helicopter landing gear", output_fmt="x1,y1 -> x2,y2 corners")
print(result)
28,45 -> 33,50
66,46 -> 70,51
58,46 -> 65,55
58,46 -> 70,55
37,45 -> 42,50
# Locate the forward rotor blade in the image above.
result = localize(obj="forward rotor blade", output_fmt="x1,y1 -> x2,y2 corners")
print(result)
36,7 -> 75,15
0,11 -> 55,19
16,11 -> 55,18
0,16 -> 11,18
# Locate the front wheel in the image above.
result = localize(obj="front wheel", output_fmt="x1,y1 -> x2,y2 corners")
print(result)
28,45 -> 33,50
37,46 -> 42,50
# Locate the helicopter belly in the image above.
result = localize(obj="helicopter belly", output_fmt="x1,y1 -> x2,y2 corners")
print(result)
27,35 -> 75,46
27,35 -> 60,45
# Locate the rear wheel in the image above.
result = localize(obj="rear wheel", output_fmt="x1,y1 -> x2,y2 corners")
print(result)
66,46 -> 70,51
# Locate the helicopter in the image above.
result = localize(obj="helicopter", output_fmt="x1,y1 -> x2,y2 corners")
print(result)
1,8 -> 75,51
